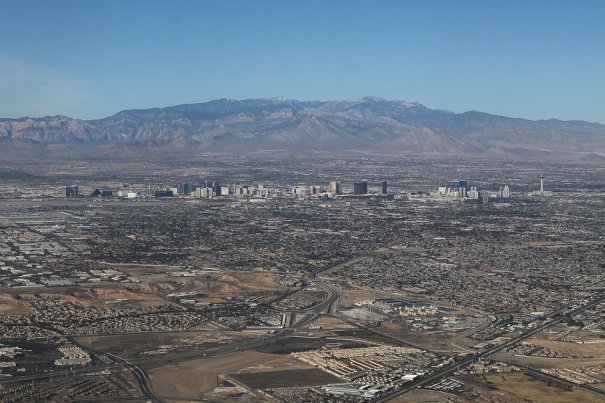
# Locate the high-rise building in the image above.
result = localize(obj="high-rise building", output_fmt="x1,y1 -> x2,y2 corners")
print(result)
381,181 -> 388,195
329,181 -> 341,195
502,185 -> 510,198
65,186 -> 78,198
353,181 -> 368,195
458,179 -> 468,198
467,187 -> 479,200
212,183 -> 221,196
177,182 -> 192,195
292,186 -> 306,198
195,187 -> 212,199
540,175 -> 544,196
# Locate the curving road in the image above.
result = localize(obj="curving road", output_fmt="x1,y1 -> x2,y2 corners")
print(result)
375,293 -> 605,402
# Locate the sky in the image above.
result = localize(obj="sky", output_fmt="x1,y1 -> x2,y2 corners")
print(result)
0,0 -> 604,122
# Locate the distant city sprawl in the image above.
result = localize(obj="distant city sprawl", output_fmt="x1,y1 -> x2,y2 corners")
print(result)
0,155 -> 603,401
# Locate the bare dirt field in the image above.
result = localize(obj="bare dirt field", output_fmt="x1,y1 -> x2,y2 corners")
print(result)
76,330 -> 254,359
113,264 -> 285,293
479,373 -> 602,402
230,368 -> 341,389
314,314 -> 356,330
492,352 -> 605,369
0,293 -> 30,315
528,337 -> 605,358
390,389 -> 460,402
202,376 -> 265,403
10,284 -> 168,309
237,355 -> 313,373
147,351 -> 278,399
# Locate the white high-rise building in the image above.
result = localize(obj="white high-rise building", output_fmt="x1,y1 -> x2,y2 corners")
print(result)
502,185 -> 510,198
467,187 -> 479,200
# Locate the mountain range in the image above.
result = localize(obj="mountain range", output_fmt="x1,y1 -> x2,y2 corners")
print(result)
1,97 -> 604,159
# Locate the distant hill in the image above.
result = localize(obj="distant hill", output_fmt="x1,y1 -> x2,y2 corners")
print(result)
1,97 -> 604,159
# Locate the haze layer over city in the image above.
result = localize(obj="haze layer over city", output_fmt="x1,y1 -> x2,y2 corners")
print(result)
1,1 -> 604,402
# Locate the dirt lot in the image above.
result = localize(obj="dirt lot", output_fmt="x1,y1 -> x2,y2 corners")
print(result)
76,330 -> 253,359
528,337 -> 605,358
390,389 -> 461,402
11,284 -> 169,309
0,293 -> 30,315
492,352 -> 605,369
314,314 -> 357,329
147,351 -> 278,399
230,368 -> 341,389
479,373 -> 602,402
237,355 -> 314,373
113,264 -> 286,296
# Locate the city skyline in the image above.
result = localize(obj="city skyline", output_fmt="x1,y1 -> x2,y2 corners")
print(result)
1,1 -> 604,400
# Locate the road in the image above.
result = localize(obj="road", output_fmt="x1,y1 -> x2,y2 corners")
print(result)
0,285 -> 339,398
105,353 -> 158,402
447,315 -> 495,352
375,293 -> 605,402
499,361 -> 605,398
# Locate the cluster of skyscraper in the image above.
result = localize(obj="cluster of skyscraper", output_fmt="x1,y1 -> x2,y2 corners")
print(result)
295,181 -> 388,198
436,180 -> 510,202
154,180 -> 274,199
63,179 -> 391,200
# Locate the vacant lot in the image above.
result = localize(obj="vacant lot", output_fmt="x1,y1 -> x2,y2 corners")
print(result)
0,294 -> 30,315
390,389 -> 460,403
492,352 -> 605,369
482,373 -> 602,403
528,337 -> 605,358
147,351 -> 276,398
230,368 -> 341,389
76,330 -> 248,358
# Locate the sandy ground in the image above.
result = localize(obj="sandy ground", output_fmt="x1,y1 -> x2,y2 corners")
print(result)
147,351 -> 277,399
0,293 -> 30,315
390,389 -> 460,402
528,337 -> 605,358
201,378 -> 265,403
113,264 -> 284,291
315,315 -> 356,329
237,355 -> 313,373
480,373 -> 602,402
11,284 -> 169,309
492,352 -> 605,369
76,330 -> 253,358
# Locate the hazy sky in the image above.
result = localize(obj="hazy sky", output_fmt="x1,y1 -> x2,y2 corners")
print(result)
1,0 -> 604,122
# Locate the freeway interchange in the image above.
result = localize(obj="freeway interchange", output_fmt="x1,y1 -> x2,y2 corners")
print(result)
1,252 -> 603,403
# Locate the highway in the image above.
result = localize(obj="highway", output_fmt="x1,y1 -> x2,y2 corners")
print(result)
375,293 -> 605,402
5,258 -> 602,403
447,316 -> 495,352
0,291 -> 338,396
500,361 -> 605,398
105,353 -> 158,402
